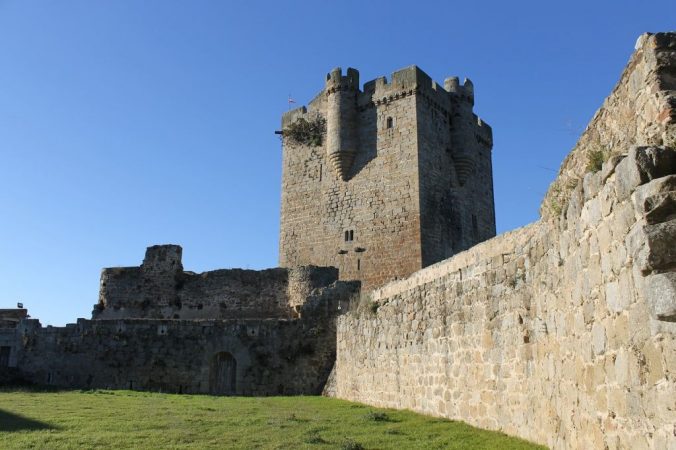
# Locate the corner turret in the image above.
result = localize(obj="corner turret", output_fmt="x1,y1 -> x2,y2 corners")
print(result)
325,67 -> 360,180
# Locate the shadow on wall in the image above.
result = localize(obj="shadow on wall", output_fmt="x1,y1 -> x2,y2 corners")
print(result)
349,106 -> 377,180
0,409 -> 58,432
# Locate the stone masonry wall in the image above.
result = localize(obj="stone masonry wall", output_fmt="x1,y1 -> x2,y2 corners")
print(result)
331,33 -> 676,450
15,277 -> 359,395
416,75 -> 495,264
95,245 -> 339,320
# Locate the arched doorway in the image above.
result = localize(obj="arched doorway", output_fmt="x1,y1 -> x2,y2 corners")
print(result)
209,352 -> 236,395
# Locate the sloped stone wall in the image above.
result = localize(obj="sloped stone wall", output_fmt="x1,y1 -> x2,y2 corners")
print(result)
331,32 -> 676,450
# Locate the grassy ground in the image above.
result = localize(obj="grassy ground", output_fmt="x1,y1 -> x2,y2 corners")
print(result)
0,389 -> 546,449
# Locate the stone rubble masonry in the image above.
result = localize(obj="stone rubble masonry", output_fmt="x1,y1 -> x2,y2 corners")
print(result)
330,33 -> 676,450
95,245 -> 340,320
8,247 -> 360,395
279,65 -> 495,290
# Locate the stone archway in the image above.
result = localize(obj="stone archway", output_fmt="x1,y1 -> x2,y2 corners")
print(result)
209,352 -> 236,395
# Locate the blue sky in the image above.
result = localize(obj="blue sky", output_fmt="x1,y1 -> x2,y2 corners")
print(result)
0,1 -> 673,325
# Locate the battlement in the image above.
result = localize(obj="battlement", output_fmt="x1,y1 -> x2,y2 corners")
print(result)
360,66 -> 475,107
325,67 -> 359,92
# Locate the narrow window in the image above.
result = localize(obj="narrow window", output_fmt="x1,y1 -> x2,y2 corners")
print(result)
319,164 -> 322,181
357,258 -> 361,271
386,117 -> 393,129
349,230 -> 354,241
472,215 -> 479,241
344,231 -> 349,242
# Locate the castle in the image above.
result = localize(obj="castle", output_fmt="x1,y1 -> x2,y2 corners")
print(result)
0,64 -> 492,396
1,32 -> 675,450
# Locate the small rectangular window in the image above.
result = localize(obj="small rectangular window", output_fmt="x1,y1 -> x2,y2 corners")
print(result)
357,258 -> 361,271
344,231 -> 349,242
349,230 -> 354,241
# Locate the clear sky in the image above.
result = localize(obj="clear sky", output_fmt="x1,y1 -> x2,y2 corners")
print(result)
0,1 -> 673,325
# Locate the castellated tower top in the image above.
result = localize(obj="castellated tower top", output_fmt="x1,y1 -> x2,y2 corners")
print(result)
280,65 -> 495,289
325,67 -> 359,91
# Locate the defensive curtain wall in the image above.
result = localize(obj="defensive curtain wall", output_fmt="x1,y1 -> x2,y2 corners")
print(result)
329,32 -> 676,450
10,246 -> 359,395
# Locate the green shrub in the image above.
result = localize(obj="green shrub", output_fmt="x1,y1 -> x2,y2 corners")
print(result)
586,147 -> 608,173
284,115 -> 326,147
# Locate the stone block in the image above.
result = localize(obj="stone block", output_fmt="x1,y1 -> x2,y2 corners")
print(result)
615,151 -> 647,200
601,154 -> 625,183
605,280 -> 630,313
631,174 -> 676,222
591,322 -> 606,355
644,272 -> 676,321
583,171 -> 601,201
642,219 -> 676,272
615,147 -> 676,200
626,218 -> 676,274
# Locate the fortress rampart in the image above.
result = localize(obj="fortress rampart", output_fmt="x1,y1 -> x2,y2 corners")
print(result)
95,245 -> 340,320
9,248 -> 359,395
329,32 -> 676,450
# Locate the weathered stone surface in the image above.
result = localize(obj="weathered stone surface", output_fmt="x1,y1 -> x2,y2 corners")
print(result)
9,246 -> 360,396
632,175 -> 676,211
333,32 -> 676,450
644,219 -> 676,270
634,146 -> 676,181
601,154 -> 625,183
645,272 -> 676,321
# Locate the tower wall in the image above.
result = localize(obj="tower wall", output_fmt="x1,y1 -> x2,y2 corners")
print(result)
280,66 -> 494,290
417,77 -> 495,265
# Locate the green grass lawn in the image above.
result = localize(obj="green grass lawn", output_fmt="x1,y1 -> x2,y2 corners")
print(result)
0,389 -> 546,449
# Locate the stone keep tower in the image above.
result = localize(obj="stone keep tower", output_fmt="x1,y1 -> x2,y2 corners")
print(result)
279,66 -> 495,289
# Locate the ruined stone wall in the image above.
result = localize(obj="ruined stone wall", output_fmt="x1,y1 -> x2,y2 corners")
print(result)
279,65 -> 494,289
331,33 -> 676,450
15,278 -> 359,395
95,245 -> 338,320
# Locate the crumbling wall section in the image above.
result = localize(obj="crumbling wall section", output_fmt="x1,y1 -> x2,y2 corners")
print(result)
96,246 -> 339,320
